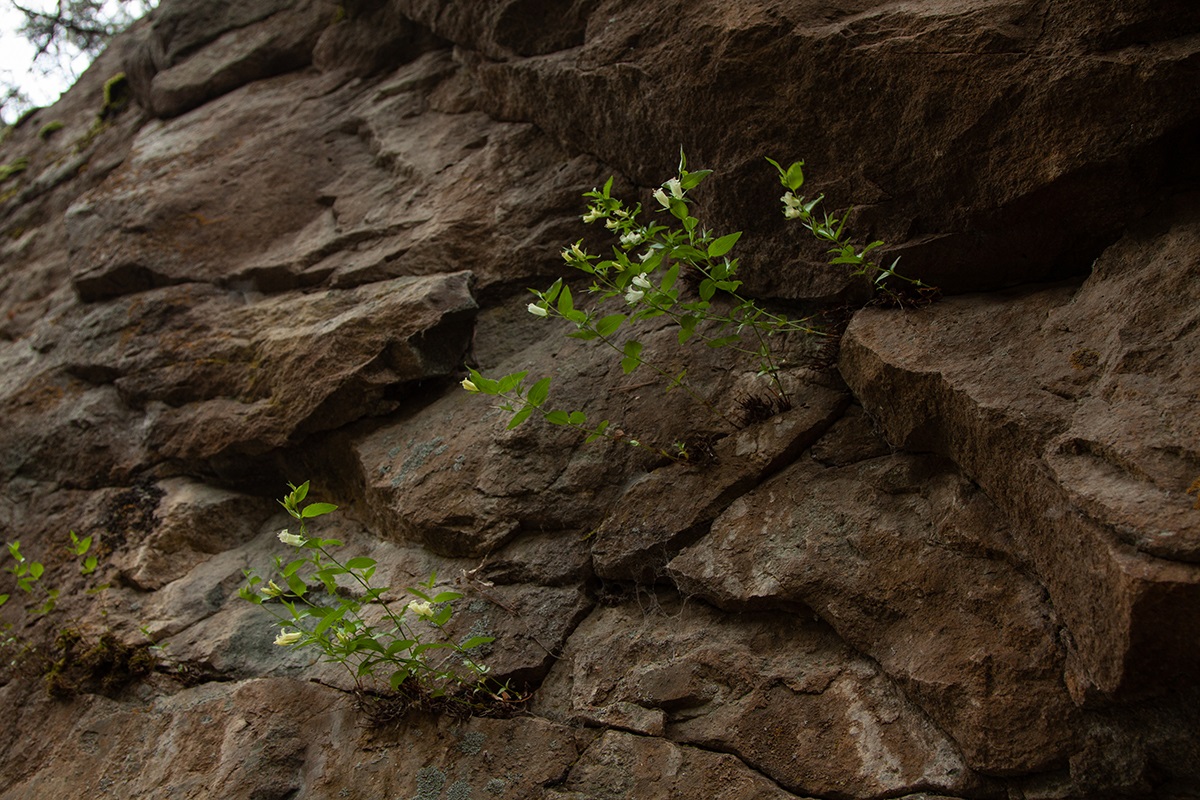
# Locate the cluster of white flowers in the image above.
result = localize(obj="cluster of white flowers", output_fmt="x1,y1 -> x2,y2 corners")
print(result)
625,273 -> 653,305
409,601 -> 434,618
781,192 -> 803,219
653,177 -> 685,209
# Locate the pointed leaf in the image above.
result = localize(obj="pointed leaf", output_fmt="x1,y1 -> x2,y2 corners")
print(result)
302,503 -> 338,518
707,231 -> 742,259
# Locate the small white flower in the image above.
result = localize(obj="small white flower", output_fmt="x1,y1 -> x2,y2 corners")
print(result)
639,250 -> 654,262
409,601 -> 434,618
582,207 -> 604,223
604,218 -> 620,230
624,287 -> 645,305
274,630 -> 303,646
562,242 -> 588,262
653,188 -> 670,208
619,230 -> 644,247
631,274 -> 652,290
278,530 -> 305,547
262,580 -> 284,598
527,303 -> 549,317
461,378 -> 479,392
665,177 -> 684,199
781,192 -> 803,209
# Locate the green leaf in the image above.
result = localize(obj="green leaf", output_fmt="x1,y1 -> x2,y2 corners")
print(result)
389,668 -> 411,691
29,562 -> 43,580
680,169 -> 712,191
784,161 -> 805,191
707,335 -> 742,349
568,411 -> 587,425
468,368 -> 502,395
301,502 -> 338,518
313,606 -> 347,636
81,556 -> 98,575
620,340 -> 643,374
668,197 -> 689,221
386,639 -> 416,656
708,231 -> 742,258
678,315 -> 699,344
602,175 -> 614,197
507,406 -> 534,429
595,313 -> 626,339
496,371 -> 528,394
458,636 -> 495,650
699,279 -> 716,302
0,594 -> 9,607
660,262 -> 681,294
346,557 -> 376,570
527,377 -> 551,407
432,606 -> 453,626
566,329 -> 599,340
432,591 -> 463,603
285,573 -> 308,597
545,410 -> 570,425
293,481 -> 310,504
556,283 -> 575,316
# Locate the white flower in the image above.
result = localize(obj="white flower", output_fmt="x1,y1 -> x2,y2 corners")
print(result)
781,192 -> 803,220
409,601 -> 434,618
582,207 -> 604,223
274,630 -> 303,646
624,287 -> 645,305
527,303 -> 549,317
639,250 -> 655,262
665,177 -> 684,199
278,529 -> 305,547
619,230 -> 644,247
653,188 -> 670,208
562,242 -> 588,262
262,580 -> 284,598
631,274 -> 652,290
461,378 -> 479,392
604,218 -> 620,230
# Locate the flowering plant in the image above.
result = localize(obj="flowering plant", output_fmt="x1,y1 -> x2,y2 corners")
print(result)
239,482 -> 496,701
464,152 -> 929,459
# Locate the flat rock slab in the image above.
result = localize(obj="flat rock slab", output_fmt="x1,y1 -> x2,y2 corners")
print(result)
669,443 -> 1075,774
534,595 -> 988,799
591,384 -> 848,582
839,201 -> 1200,699
548,729 -> 816,800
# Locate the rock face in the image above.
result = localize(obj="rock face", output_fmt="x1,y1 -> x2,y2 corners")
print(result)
0,0 -> 1197,798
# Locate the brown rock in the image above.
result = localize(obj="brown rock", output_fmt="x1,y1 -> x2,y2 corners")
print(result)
534,594 -> 988,799
669,446 -> 1076,774
592,384 -> 848,581
549,729 -> 815,799
839,199 -> 1200,700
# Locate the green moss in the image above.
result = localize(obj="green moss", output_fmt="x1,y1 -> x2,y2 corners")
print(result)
100,72 -> 131,119
0,157 -> 29,183
43,630 -> 157,698
37,120 -> 64,140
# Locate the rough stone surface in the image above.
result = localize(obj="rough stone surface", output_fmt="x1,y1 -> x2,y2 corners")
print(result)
839,198 -> 1200,701
532,594 -> 988,799
669,436 -> 1075,774
0,0 -> 1197,797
